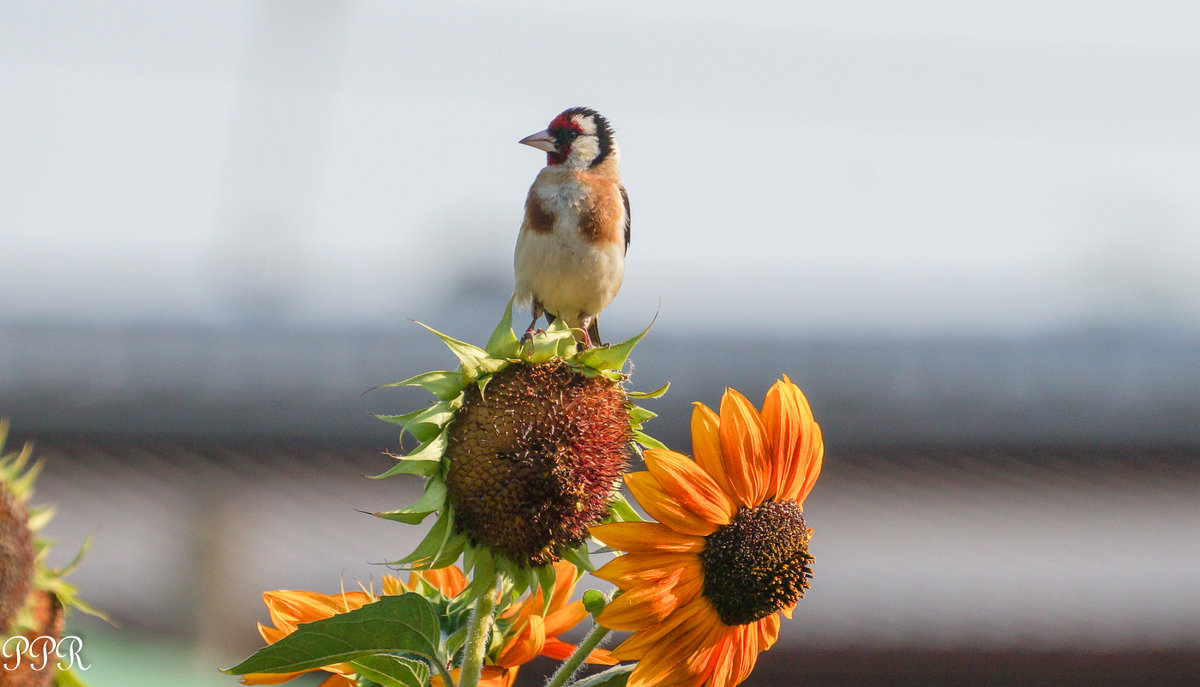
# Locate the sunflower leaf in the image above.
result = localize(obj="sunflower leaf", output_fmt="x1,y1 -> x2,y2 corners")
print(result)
371,480 -> 447,525
486,298 -> 521,358
223,594 -> 443,676
350,654 -> 430,687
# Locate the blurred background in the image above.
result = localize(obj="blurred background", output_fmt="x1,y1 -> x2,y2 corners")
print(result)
3,1 -> 1199,684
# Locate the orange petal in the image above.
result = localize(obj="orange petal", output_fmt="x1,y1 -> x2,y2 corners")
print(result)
317,675 -> 358,687
730,625 -> 760,685
478,666 -> 515,687
757,613 -> 781,652
585,648 -> 619,666
497,615 -> 545,667
643,450 -> 735,525
705,630 -> 738,687
627,471 -> 717,536
591,522 -> 705,554
546,559 -> 581,615
421,566 -> 469,598
593,552 -> 699,591
767,378 -> 823,504
597,564 -> 703,631
690,402 -> 734,501
544,600 -> 588,637
718,388 -> 770,506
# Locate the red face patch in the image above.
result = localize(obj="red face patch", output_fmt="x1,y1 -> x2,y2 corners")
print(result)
549,113 -> 584,134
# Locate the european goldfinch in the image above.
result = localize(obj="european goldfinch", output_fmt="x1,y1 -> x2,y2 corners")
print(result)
514,107 -> 629,348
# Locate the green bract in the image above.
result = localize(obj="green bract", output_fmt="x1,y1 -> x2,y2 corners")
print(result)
372,301 -> 667,602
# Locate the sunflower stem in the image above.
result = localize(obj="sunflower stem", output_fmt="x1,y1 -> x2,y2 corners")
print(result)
457,576 -> 499,687
544,614 -> 613,687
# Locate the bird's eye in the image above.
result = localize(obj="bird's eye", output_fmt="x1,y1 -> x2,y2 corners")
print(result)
557,129 -> 579,143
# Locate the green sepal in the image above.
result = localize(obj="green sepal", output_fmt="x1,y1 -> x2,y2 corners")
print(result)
582,589 -> 609,617
223,594 -> 444,676
535,563 -> 558,610
628,406 -> 657,425
561,544 -> 594,572
604,493 -> 644,523
413,320 -> 504,383
394,510 -> 462,568
628,382 -> 670,399
350,654 -> 431,687
523,320 -> 578,363
372,430 -> 448,479
371,480 -> 447,525
373,406 -> 444,445
377,370 -> 465,402
571,664 -> 635,687
577,317 -> 653,372
631,431 -> 667,451
486,298 -> 522,359
463,548 -> 496,603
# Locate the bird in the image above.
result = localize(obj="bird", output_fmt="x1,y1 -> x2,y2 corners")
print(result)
513,106 -> 630,349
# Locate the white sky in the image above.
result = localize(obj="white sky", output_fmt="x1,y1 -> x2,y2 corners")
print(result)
3,0 -> 1199,335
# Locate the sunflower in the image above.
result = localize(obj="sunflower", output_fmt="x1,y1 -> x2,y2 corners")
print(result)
372,301 -> 663,597
243,562 -> 613,687
590,377 -> 823,687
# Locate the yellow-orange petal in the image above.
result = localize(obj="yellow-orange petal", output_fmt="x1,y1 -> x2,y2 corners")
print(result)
627,472 -> 717,536
609,596 -> 715,662
625,609 -> 720,687
597,564 -> 703,631
690,403 -> 734,501
718,388 -> 770,507
593,552 -> 698,591
381,574 -> 406,597
497,614 -> 545,667
643,449 -> 735,525
591,522 -> 706,554
241,670 -> 309,685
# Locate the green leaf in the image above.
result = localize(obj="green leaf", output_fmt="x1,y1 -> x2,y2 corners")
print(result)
486,298 -> 521,358
571,664 -> 634,687
377,370 -> 464,401
372,431 -> 448,479
372,479 -> 447,525
628,382 -> 670,399
224,594 -> 443,676
350,653 -> 431,687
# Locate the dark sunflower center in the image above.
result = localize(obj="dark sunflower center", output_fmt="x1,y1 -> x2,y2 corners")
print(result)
699,499 -> 814,626
445,361 -> 632,567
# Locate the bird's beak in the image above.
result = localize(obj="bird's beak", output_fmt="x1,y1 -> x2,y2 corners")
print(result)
519,129 -> 558,153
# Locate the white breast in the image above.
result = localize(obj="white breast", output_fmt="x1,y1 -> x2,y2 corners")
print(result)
513,174 -> 625,328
